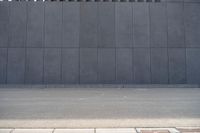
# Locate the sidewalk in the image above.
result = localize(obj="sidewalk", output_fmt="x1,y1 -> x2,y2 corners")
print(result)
0,86 -> 200,128
0,127 -> 200,133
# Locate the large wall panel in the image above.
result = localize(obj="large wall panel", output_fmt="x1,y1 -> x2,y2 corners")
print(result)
133,48 -> 151,84
0,2 -> 9,22
9,2 -> 27,48
116,3 -> 133,48
185,3 -> 200,47
151,48 -> 168,84
0,20 -> 8,48
98,2 -> 115,48
168,48 -> 186,84
25,48 -> 43,84
45,2 -> 62,47
167,3 -> 184,47
27,2 -> 44,48
80,48 -> 98,83
98,48 -> 115,83
186,48 -> 200,84
62,2 -> 80,48
133,3 -> 150,48
0,48 -> 7,84
61,48 -> 79,84
0,2 -> 9,47
116,48 -> 133,83
150,3 -> 167,47
80,3 -> 98,48
44,48 -> 61,84
7,48 -> 25,84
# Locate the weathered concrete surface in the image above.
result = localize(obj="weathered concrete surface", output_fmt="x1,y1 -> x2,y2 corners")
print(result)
0,87 -> 200,127
1,1 -> 200,85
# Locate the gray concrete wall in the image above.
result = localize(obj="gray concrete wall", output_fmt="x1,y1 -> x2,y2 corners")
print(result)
0,0 -> 200,84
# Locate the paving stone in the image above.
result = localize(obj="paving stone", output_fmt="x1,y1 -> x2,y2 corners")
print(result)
0,129 -> 13,133
176,127 -> 200,133
140,130 -> 169,133
54,129 -> 94,133
96,128 -> 136,133
13,129 -> 53,133
136,128 -> 179,133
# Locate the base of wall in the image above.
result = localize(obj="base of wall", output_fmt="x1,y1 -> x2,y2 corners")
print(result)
0,84 -> 199,89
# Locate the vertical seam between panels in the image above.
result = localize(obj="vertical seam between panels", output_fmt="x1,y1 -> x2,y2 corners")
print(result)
131,2 -> 134,83
166,1 -> 169,84
77,2 -> 80,84
61,2 -> 63,84
97,2 -> 99,83
149,2 -> 152,84
97,3 -> 99,83
43,2 -> 46,84
166,2 -> 169,84
114,2 -> 117,83
183,1 -> 187,84
24,3 -> 29,83
6,1 -> 10,84
78,2 -> 80,84
24,2 -> 28,84
114,2 -> 116,84
79,2 -> 81,84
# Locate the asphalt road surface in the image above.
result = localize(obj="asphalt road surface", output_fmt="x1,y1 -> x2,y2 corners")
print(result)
0,87 -> 200,120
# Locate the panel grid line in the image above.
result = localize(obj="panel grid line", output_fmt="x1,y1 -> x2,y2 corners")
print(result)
148,2 -> 152,84
43,2 -> 46,84
5,1 -> 10,84
24,2 -> 28,84
60,2 -> 63,84
131,2 -> 134,83
166,1 -> 169,84
183,1 -> 187,84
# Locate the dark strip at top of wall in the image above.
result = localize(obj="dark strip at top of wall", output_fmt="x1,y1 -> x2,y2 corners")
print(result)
0,0 -> 200,2
0,0 -> 161,2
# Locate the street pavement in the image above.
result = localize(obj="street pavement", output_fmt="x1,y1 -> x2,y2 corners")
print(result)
0,87 -> 200,127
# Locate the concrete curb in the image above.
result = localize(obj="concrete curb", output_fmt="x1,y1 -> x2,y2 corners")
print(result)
0,119 -> 200,128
